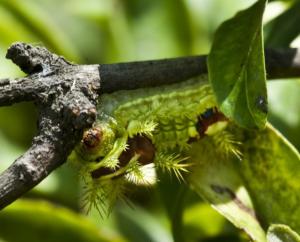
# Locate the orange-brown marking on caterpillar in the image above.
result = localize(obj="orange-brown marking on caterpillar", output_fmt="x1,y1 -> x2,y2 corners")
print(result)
119,135 -> 155,166
90,108 -> 226,179
82,127 -> 103,150
91,167 -> 115,179
196,107 -> 227,137
91,135 -> 155,179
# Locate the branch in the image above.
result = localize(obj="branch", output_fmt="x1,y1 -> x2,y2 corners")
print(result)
264,48 -> 300,79
0,42 -> 299,210
99,48 -> 300,93
0,43 -> 100,209
0,124 -> 72,209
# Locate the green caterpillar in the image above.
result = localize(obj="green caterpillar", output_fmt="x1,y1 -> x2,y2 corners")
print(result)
70,76 -> 241,216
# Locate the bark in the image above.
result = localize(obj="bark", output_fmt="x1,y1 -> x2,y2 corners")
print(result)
0,42 -> 299,210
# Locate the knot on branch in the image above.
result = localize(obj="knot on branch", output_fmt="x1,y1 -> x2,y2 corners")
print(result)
6,42 -> 72,75
3,42 -> 101,130
62,91 -> 97,129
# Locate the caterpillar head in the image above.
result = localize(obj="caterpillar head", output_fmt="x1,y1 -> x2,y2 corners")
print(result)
75,115 -> 158,183
79,121 -> 116,161
73,117 -> 159,216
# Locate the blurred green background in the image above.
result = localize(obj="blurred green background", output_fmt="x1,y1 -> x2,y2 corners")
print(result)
0,0 -> 299,241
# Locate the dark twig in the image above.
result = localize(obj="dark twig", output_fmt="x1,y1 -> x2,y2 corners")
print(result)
99,48 -> 300,93
99,56 -> 207,93
0,42 -> 299,210
264,48 -> 300,79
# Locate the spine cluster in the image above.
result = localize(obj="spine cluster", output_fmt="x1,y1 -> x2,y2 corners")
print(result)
70,77 -> 240,215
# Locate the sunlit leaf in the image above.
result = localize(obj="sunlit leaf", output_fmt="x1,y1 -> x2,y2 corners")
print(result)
208,0 -> 268,129
188,123 -> 300,241
237,125 -> 300,231
188,133 -> 266,242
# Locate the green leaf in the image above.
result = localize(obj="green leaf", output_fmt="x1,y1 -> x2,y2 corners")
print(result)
115,204 -> 172,242
208,0 -> 268,129
268,80 -> 300,150
267,224 -> 300,242
0,199 -> 115,242
156,173 -> 186,242
0,0 -> 80,62
188,134 -> 267,242
264,1 -> 300,48
183,202 -> 237,241
188,123 -> 300,242
237,124 -> 300,232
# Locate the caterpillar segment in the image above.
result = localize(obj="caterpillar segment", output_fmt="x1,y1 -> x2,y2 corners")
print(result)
70,77 -> 241,215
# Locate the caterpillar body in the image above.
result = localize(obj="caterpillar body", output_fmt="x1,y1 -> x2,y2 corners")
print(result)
70,76 -> 239,215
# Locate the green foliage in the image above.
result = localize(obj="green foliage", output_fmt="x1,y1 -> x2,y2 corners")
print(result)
208,0 -> 268,129
189,123 -> 300,241
0,200 -> 116,242
188,127 -> 266,242
238,126 -> 300,230
264,1 -> 300,47
267,224 -> 300,242
72,75 -> 300,242
268,80 -> 300,150
115,204 -> 173,242
0,0 -> 300,242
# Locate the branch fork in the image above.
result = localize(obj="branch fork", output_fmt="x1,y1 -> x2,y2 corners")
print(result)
0,43 -> 100,209
0,42 -> 299,210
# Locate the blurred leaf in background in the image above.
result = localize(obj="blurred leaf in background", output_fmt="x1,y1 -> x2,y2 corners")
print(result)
0,200 -> 124,242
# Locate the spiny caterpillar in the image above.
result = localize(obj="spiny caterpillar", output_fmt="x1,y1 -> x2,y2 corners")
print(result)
70,76 -> 241,216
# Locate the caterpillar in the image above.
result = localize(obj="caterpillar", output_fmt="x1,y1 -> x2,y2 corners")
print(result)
69,76 -> 241,216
